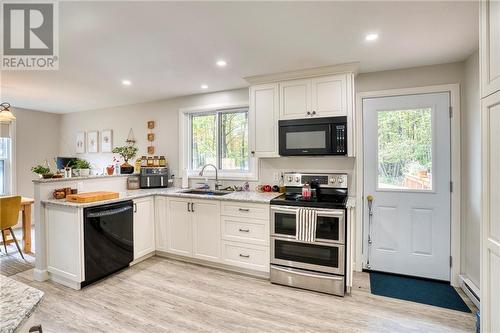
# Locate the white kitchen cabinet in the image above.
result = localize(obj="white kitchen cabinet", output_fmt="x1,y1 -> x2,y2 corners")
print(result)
192,200 -> 221,262
481,0 -> 500,98
250,83 -> 279,157
155,196 -> 168,251
280,78 -> 311,119
279,74 -> 351,120
480,90 -> 500,333
311,75 -> 347,117
221,241 -> 269,272
133,197 -> 155,260
167,198 -> 193,256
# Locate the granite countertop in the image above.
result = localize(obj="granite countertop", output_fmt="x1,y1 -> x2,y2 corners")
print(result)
42,188 -> 282,208
0,276 -> 44,333
32,173 -> 132,183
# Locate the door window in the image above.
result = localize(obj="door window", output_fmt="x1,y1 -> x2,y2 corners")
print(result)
377,108 -> 434,191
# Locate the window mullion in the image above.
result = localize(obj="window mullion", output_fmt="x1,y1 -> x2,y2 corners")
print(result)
217,112 -> 222,170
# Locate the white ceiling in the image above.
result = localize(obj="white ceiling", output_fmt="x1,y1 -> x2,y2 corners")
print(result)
1,1 -> 478,114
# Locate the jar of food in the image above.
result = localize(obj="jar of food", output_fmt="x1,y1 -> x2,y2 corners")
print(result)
159,156 -> 167,167
153,156 -> 160,167
140,156 -> 147,167
147,157 -> 153,167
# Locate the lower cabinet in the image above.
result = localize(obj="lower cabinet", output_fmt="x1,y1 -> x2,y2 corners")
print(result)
166,197 -> 221,262
133,197 -> 155,260
192,200 -> 221,262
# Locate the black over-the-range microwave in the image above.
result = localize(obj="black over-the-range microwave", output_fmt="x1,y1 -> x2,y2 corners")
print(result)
278,116 -> 347,156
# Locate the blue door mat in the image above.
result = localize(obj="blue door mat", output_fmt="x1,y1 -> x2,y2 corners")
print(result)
369,271 -> 471,313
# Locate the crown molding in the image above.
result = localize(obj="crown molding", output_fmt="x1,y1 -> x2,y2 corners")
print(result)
244,62 -> 360,85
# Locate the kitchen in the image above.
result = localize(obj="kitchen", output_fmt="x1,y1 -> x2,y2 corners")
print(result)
0,1 -> 498,332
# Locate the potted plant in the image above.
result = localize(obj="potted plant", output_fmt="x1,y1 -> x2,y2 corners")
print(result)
112,145 -> 138,174
31,164 -> 52,179
73,159 -> 91,177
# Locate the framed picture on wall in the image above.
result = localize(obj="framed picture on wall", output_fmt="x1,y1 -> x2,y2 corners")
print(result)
76,131 -> 86,153
87,131 -> 98,153
101,129 -> 113,153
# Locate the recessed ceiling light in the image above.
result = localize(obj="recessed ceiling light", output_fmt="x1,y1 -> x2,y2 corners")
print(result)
121,79 -> 132,86
365,33 -> 379,41
201,84 -> 208,89
216,60 -> 227,67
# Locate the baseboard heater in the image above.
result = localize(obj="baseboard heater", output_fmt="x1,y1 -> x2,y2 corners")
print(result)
459,275 -> 480,308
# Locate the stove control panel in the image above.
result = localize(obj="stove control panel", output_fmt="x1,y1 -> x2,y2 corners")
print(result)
283,172 -> 348,188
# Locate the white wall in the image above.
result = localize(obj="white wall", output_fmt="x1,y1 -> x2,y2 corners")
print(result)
12,107 -> 61,198
461,50 -> 480,288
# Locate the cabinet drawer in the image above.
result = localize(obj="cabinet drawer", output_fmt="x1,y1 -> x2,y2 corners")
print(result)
222,241 -> 269,272
221,202 -> 269,220
221,216 -> 269,246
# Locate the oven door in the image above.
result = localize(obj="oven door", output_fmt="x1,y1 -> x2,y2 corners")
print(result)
271,206 -> 345,244
271,237 -> 345,275
279,123 -> 332,156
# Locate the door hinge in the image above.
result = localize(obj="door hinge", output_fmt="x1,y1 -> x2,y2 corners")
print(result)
450,181 -> 453,192
450,256 -> 453,267
449,106 -> 453,118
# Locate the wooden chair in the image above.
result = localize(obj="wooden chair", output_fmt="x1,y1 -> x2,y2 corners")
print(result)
0,196 -> 25,260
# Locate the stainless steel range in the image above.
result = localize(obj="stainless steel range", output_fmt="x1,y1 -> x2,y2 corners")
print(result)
270,172 -> 348,296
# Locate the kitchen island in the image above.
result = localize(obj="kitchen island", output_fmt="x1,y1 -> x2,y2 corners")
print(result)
35,175 -> 280,289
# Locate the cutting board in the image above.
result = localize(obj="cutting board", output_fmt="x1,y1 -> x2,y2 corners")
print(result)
66,191 -> 119,203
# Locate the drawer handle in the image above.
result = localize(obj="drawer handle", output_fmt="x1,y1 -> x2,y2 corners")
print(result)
239,253 -> 250,258
238,208 -> 250,212
238,228 -> 250,233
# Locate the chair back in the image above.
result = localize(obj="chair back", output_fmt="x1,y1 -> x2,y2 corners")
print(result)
0,196 -> 21,230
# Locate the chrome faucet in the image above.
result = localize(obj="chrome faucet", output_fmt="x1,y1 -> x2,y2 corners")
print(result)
199,164 -> 222,190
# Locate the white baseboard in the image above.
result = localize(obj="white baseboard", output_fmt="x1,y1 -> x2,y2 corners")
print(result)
459,274 -> 480,309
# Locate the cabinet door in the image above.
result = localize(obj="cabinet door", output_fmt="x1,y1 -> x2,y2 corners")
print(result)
192,200 -> 221,262
481,0 -> 500,98
133,197 -> 155,260
279,78 -> 311,119
167,198 -> 192,256
154,196 -> 168,251
311,74 -> 347,117
481,91 -> 500,333
250,83 -> 279,157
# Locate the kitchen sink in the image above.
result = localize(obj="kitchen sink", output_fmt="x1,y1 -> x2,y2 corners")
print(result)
180,189 -> 231,196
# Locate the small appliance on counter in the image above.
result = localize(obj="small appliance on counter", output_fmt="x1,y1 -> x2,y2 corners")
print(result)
140,167 -> 169,189
127,175 -> 140,190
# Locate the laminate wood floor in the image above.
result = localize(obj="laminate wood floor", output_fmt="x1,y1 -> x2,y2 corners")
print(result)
12,257 -> 475,333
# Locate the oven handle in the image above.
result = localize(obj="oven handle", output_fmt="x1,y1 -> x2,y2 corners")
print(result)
271,265 -> 344,281
271,206 -> 345,217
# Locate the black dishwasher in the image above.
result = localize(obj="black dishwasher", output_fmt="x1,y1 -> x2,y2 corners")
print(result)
83,200 -> 134,287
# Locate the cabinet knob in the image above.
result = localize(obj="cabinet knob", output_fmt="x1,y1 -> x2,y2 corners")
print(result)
312,111 -> 316,115
306,111 -> 311,116
251,151 -> 255,155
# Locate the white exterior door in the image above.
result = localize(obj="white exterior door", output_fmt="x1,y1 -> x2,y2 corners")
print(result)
363,92 -> 451,281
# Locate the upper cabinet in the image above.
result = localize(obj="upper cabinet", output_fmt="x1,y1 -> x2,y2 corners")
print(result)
280,74 -> 350,120
280,78 -> 312,119
481,0 -> 500,98
250,83 -> 279,158
249,71 -> 356,157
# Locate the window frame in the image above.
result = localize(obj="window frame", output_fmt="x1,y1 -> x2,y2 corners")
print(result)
0,137 -> 12,196
179,102 -> 257,181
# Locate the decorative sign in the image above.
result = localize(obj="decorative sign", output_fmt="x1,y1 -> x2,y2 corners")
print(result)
101,129 -> 113,153
147,121 -> 155,129
87,131 -> 98,153
147,146 -> 155,155
76,131 -> 85,153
